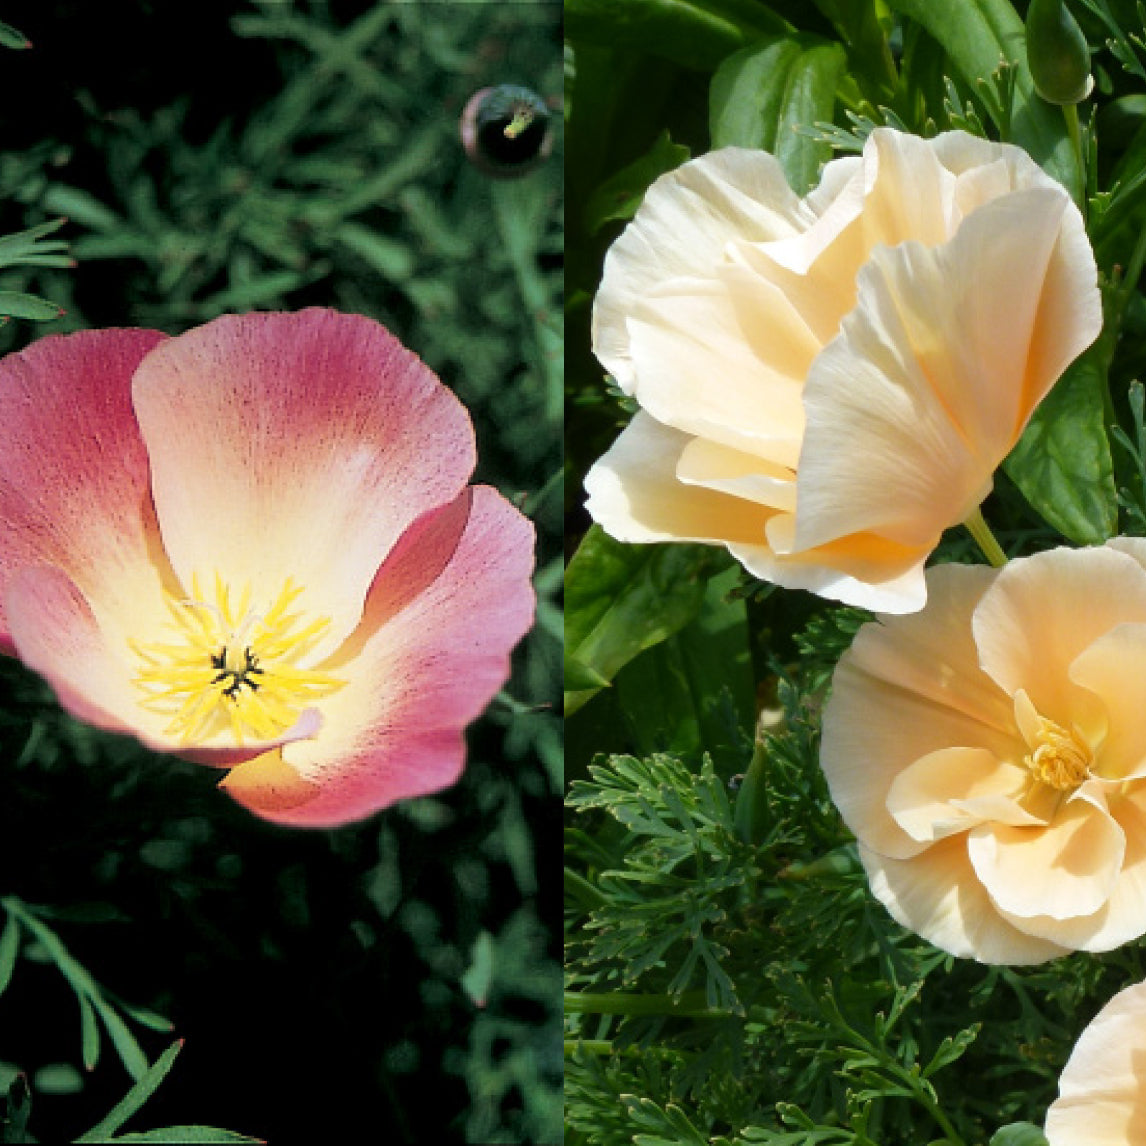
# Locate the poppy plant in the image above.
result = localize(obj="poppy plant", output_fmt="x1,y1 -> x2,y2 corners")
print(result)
0,308 -> 535,827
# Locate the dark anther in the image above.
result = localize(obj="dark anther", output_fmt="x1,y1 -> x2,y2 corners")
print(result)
211,646 -> 264,700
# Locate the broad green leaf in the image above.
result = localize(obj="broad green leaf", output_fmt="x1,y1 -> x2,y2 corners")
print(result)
609,565 -> 754,771
0,291 -> 63,321
884,0 -> 1077,193
565,0 -> 791,72
989,1124 -> 1049,1146
710,34 -> 846,193
0,917 -> 18,1001
564,526 -> 718,716
584,131 -> 690,234
75,1042 -> 183,1143
0,20 -> 29,50
85,1128 -> 263,1144
1004,349 -> 1117,545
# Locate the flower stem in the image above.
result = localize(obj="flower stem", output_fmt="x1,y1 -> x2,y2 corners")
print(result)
1064,102 -> 1086,215
963,507 -> 1007,568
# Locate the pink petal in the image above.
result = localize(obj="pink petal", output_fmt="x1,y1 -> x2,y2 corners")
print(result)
131,309 -> 477,653
0,328 -> 169,653
6,565 -> 317,766
221,486 -> 536,826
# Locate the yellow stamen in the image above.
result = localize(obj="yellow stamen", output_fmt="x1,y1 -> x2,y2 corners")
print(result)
1024,715 -> 1092,791
131,574 -> 345,747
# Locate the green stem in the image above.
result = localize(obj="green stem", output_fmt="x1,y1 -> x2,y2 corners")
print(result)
963,507 -> 1007,568
1063,102 -> 1086,216
565,990 -> 729,1018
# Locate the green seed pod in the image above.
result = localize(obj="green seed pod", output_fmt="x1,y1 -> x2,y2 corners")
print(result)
1026,0 -> 1093,105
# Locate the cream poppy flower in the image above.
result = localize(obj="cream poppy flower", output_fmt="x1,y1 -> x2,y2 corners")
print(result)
0,310 -> 536,827
584,128 -> 1102,612
1044,978 -> 1146,1143
820,540 -> 1146,963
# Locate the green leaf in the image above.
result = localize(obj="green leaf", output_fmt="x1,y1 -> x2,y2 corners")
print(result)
0,291 -> 63,321
709,34 -> 846,193
565,0 -> 791,71
0,20 -> 30,50
564,525 -> 717,716
461,930 -> 494,1009
1003,349 -> 1117,545
84,1128 -> 263,1144
0,917 -> 18,1001
79,992 -> 101,1072
989,1124 -> 1049,1146
2,1073 -> 31,1145
584,130 -> 690,234
75,1042 -> 183,1143
884,0 -> 1077,193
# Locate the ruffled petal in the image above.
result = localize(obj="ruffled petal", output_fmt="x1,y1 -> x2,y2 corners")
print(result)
592,148 -> 809,392
860,837 -> 1069,964
967,800 -> 1125,921
886,748 -> 1033,843
222,486 -> 535,826
583,411 -> 777,547
132,309 -> 477,655
1069,623 -> 1146,780
821,563 -> 1019,858
0,328 -> 171,653
795,185 -> 1094,555
972,545 -> 1146,730
1045,979 -> 1146,1145
994,786 -> 1146,953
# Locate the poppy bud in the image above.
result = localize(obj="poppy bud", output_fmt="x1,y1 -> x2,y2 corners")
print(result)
460,84 -> 552,178
1026,0 -> 1093,105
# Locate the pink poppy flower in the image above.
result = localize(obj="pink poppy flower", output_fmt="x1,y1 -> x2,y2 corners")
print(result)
0,309 -> 535,827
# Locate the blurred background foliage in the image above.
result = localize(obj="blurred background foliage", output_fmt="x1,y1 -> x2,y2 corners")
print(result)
0,1 -> 561,1142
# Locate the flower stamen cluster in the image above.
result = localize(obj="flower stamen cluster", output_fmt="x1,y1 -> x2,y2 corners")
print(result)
132,572 -> 345,746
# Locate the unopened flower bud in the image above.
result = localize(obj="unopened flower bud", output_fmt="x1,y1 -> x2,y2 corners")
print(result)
460,84 -> 552,178
1026,0 -> 1093,105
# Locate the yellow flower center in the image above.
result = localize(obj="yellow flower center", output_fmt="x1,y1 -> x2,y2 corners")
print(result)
1024,715 -> 1092,792
131,573 -> 346,746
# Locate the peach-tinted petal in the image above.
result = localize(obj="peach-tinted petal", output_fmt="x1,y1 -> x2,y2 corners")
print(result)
860,838 -> 1069,965
1045,979 -> 1146,1145
5,565 -> 316,766
676,438 -> 796,513
223,486 -> 535,827
132,308 -> 477,654
592,148 -> 809,392
994,788 -> 1146,953
886,748 -> 1034,843
0,327 -> 171,653
794,186 -> 1085,555
967,800 -> 1125,921
1069,623 -> 1146,780
821,563 -> 1019,859
625,274 -> 805,468
972,545 -> 1146,730
583,412 -> 778,547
